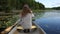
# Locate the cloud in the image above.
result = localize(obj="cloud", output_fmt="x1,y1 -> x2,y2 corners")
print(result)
35,0 -> 60,8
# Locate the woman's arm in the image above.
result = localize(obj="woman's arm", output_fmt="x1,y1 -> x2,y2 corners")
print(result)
32,13 -> 34,18
31,11 -> 35,17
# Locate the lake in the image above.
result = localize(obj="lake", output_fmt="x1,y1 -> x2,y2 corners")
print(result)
34,10 -> 60,34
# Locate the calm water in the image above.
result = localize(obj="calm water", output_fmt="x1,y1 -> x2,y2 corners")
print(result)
34,10 -> 60,34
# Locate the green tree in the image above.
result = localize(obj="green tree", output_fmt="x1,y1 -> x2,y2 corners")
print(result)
0,0 -> 45,10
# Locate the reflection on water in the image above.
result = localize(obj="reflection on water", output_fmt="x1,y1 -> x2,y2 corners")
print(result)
42,12 -> 60,18
34,10 -> 60,34
34,10 -> 45,19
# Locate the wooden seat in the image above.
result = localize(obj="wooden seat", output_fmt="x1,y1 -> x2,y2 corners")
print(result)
17,26 -> 23,30
31,25 -> 37,29
17,25 -> 37,30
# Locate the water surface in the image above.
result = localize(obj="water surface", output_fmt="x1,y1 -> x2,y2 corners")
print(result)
34,10 -> 60,34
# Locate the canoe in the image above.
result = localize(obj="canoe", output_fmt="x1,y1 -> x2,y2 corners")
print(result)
13,22 -> 46,34
1,19 -> 46,34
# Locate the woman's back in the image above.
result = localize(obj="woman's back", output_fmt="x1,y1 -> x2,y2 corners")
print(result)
21,13 -> 33,29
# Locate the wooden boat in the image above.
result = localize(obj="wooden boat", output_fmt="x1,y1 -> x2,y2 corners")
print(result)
1,19 -> 46,34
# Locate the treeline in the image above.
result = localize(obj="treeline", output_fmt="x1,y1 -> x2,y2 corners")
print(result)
15,0 -> 45,9
0,0 -> 45,12
52,7 -> 60,10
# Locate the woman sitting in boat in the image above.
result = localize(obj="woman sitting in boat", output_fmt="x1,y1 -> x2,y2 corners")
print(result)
20,4 -> 34,32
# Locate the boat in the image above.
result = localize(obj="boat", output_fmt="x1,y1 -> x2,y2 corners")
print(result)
1,19 -> 46,34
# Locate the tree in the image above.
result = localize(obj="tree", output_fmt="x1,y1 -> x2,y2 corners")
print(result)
39,3 -> 45,10
0,0 -> 45,10
0,0 -> 11,12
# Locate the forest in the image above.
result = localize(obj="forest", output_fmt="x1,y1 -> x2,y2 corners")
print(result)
0,0 -> 45,12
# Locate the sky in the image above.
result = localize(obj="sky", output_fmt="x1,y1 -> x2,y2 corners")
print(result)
35,0 -> 60,8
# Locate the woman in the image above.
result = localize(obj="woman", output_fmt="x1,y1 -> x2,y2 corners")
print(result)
20,4 -> 34,32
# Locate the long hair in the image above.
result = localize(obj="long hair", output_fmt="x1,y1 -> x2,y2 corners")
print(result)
21,4 -> 32,17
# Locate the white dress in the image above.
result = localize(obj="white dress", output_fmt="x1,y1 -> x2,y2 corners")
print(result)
20,13 -> 34,29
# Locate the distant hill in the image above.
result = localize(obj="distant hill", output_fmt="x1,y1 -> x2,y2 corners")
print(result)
52,7 -> 60,10
45,6 -> 60,10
